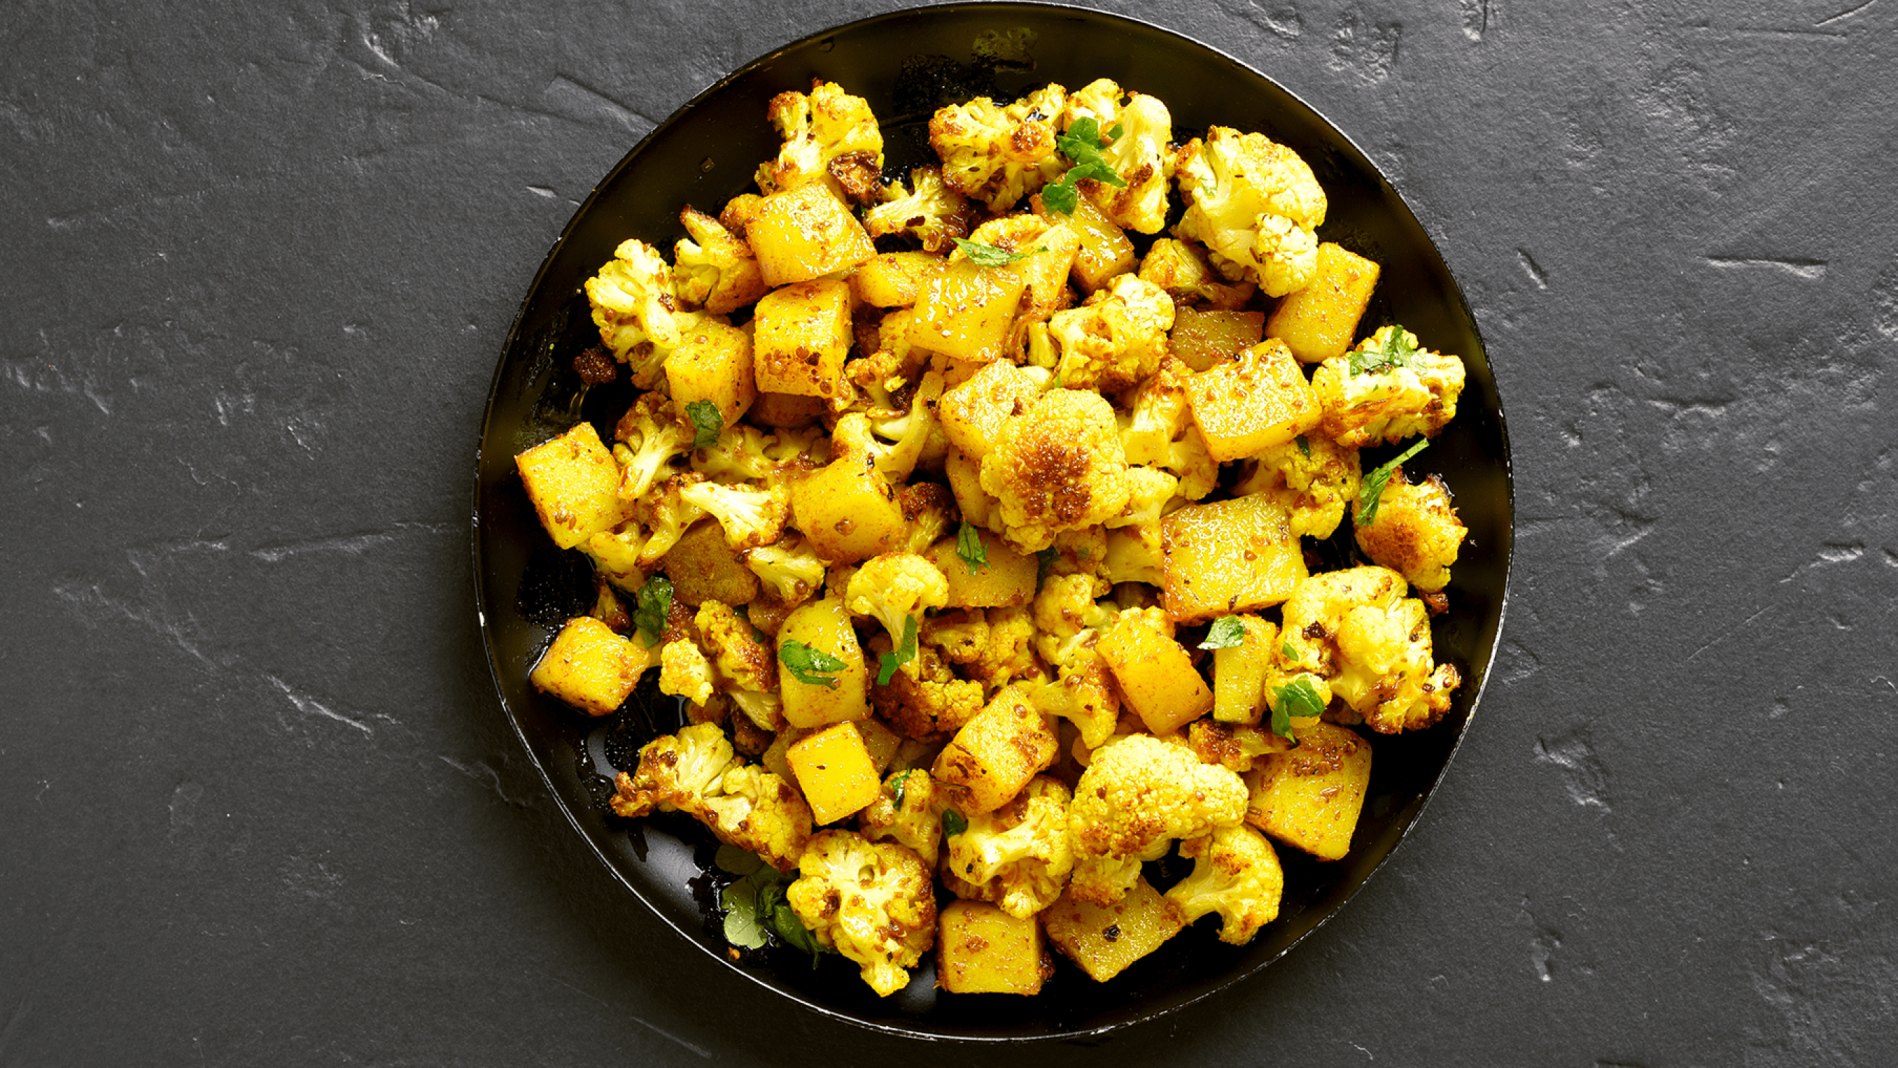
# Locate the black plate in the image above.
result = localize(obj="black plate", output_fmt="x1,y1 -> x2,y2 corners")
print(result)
472,2 -> 1513,1042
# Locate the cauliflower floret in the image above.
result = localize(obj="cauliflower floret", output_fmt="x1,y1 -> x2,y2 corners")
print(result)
863,166 -> 973,252
690,423 -> 784,483
1353,470 -> 1465,592
1313,325 -> 1467,447
979,389 -> 1133,552
1023,576 -> 1122,747
786,831 -> 936,997
695,601 -> 782,731
1029,573 -> 1116,665
1174,126 -> 1328,296
743,534 -> 827,605
678,480 -> 789,550
585,238 -> 687,380
844,552 -> 950,652
1234,431 -> 1363,539
755,80 -> 884,203
1043,527 -> 1111,593
898,482 -> 956,556
1186,720 -> 1288,773
923,607 -> 1038,692
627,474 -> 707,567
871,643 -> 985,740
1103,520 -> 1165,588
1138,238 -> 1256,309
1059,79 -> 1176,234
613,393 -> 691,502
659,638 -> 715,706
862,371 -> 948,482
1279,566 -> 1461,733
929,83 -> 1069,212
1066,733 -> 1249,905
1046,275 -> 1175,393
1109,466 -> 1179,528
1118,357 -> 1192,467
672,207 -> 768,315
858,768 -> 947,867
1164,824 -> 1283,945
699,763 -> 815,873
610,722 -> 735,819
582,525 -> 651,592
1165,430 -> 1218,502
943,776 -> 1074,918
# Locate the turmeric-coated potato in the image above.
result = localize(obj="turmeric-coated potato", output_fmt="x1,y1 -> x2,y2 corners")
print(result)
937,901 -> 1054,995
1245,721 -> 1372,860
530,616 -> 653,716
787,721 -> 882,824
1041,877 -> 1185,982
925,529 -> 1038,609
514,422 -> 625,550
1096,610 -> 1212,734
908,260 -> 1028,365
932,686 -> 1058,813
1161,492 -> 1307,622
1183,338 -> 1322,461
1169,307 -> 1265,372
1212,614 -> 1279,725
1040,193 -> 1136,293
664,317 -> 756,429
660,521 -> 760,607
791,457 -> 908,563
752,279 -> 853,399
937,359 -> 1042,459
777,597 -> 871,729
746,183 -> 876,287
850,251 -> 943,308
1267,242 -> 1381,364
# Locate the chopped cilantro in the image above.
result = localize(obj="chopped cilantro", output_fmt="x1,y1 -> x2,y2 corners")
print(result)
632,575 -> 673,648
953,237 -> 1029,267
1270,675 -> 1327,741
1296,434 -> 1312,459
942,808 -> 968,838
684,399 -> 723,449
779,639 -> 846,688
1348,328 -> 1418,376
956,521 -> 990,573
1042,117 -> 1127,216
890,769 -> 914,808
1200,616 -> 1248,650
1358,439 -> 1429,525
876,615 -> 919,686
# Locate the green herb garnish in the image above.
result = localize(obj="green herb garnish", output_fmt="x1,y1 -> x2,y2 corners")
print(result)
779,639 -> 847,688
1035,546 -> 1058,588
684,399 -> 723,449
1042,117 -> 1127,215
1281,639 -> 1301,663
1270,675 -> 1327,741
1200,616 -> 1248,650
956,522 -> 990,574
942,808 -> 968,838
952,238 -> 1030,267
1348,328 -> 1418,376
1357,439 -> 1429,525
719,861 -> 828,964
890,769 -> 914,808
1296,434 -> 1313,459
632,574 -> 673,647
876,615 -> 919,686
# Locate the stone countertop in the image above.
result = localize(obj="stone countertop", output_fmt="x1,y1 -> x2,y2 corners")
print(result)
2,0 -> 1893,1063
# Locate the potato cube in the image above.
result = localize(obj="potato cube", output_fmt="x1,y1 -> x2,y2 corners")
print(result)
1170,308 -> 1265,372
1096,612 -> 1213,734
1161,493 -> 1307,622
790,458 -> 907,563
925,529 -> 1037,609
850,251 -> 943,308
932,686 -> 1058,813
1041,194 -> 1136,292
752,279 -> 853,399
943,447 -> 994,527
908,260 -> 1029,365
514,422 -> 625,550
937,901 -> 1053,995
1005,220 -> 1082,321
660,520 -> 759,607
777,597 -> 870,729
938,359 -> 1041,459
856,716 -> 902,775
1267,242 -> 1381,364
1245,721 -> 1372,860
1041,877 -> 1185,982
1213,615 -> 1279,725
665,317 -> 756,428
745,183 -> 876,287
529,616 -> 653,716
787,721 -> 881,824
1183,339 -> 1322,461
749,390 -> 825,429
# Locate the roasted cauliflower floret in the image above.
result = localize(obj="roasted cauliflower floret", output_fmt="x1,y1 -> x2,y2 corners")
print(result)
1103,520 -> 1165,588
613,392 -> 692,502
929,83 -> 1068,212
1029,572 -> 1116,666
610,722 -> 735,819
979,389 -> 1133,552
696,601 -> 783,731
1066,734 -> 1249,905
786,831 -> 937,996
1059,79 -> 1176,234
585,238 -> 687,382
744,535 -> 827,605
1279,566 -> 1460,733
756,80 -> 885,203
924,606 -> 1039,692
863,166 -> 973,252
943,776 -> 1075,919
859,769 -> 947,867
1353,469 -> 1465,592
1234,432 -> 1363,539
611,726 -> 814,873
1138,238 -> 1256,309
1046,275 -> 1175,393
898,482 -> 956,556
701,764 -> 815,872
673,207 -> 769,314
1313,325 -> 1467,447
678,480 -> 789,550
1164,824 -> 1283,945
658,638 -> 716,706
1186,720 -> 1287,773
627,474 -> 707,567
1174,126 -> 1328,296
844,552 -> 950,652
871,642 -> 986,739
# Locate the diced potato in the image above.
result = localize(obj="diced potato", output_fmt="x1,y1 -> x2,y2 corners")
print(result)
1041,194 -> 1136,292
908,260 -> 1029,365
1005,221 -> 1082,321
660,520 -> 759,607
1169,308 -> 1265,372
777,597 -> 870,729
749,390 -> 825,429
937,901 -> 1053,995
529,616 -> 653,716
943,448 -> 995,528
514,422 -> 625,550
938,359 -> 1041,459
790,458 -> 907,563
850,251 -> 943,308
932,686 -> 1058,813
856,716 -> 902,775
1041,877 -> 1185,983
1245,721 -> 1373,860
1161,493 -> 1307,622
665,317 -> 756,428
1096,612 -> 1212,734
925,529 -> 1037,608
752,279 -> 853,399
745,183 -> 876,287
1183,339 -> 1322,461
787,721 -> 881,824
1213,615 -> 1279,725
1267,242 -> 1381,365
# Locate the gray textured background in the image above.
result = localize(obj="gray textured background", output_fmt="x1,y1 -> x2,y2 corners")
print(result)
4,0 -> 1895,1063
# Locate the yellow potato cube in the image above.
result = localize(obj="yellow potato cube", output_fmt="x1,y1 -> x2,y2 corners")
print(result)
936,901 -> 1053,995
1267,242 -> 1381,364
787,721 -> 881,824
790,458 -> 908,563
932,686 -> 1058,813
1041,194 -> 1136,292
925,529 -> 1037,609
777,598 -> 870,729
514,422 -> 625,550
664,317 -> 756,428
1169,308 -> 1265,372
1096,612 -> 1213,734
1041,877 -> 1185,983
529,616 -> 653,716
850,251 -> 943,308
745,183 -> 876,287
1246,721 -> 1372,860
1161,493 -> 1307,622
1183,338 -> 1322,461
659,520 -> 759,607
752,279 -> 853,399
908,260 -> 1029,365
749,390 -> 825,429
943,447 -> 995,527
1213,615 -> 1279,725
937,359 -> 1042,459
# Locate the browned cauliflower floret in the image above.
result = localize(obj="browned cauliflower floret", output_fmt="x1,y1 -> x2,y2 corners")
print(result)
1234,431 -> 1363,539
786,831 -> 936,996
858,768 -> 947,867
1066,733 -> 1249,905
701,764 -> 814,872
611,723 -> 812,872
1313,325 -> 1467,447
1164,824 -> 1283,945
672,207 -> 769,315
585,239 -> 686,380
1353,469 -> 1466,593
1138,238 -> 1256,309
1059,78 -> 1176,234
695,601 -> 782,731
658,638 -> 715,706
1047,275 -> 1175,393
863,166 -> 974,252
1185,719 -> 1289,773
979,389 -> 1133,552
678,480 -> 790,550
844,552 -> 950,654
612,392 -> 691,502
923,606 -> 1039,691
929,83 -> 1068,211
744,534 -> 826,606
871,642 -> 985,739
1174,126 -> 1328,296
755,80 -> 884,203
942,776 -> 1075,919
1279,565 -> 1461,733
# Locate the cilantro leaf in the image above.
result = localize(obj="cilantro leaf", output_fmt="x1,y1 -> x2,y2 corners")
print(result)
942,808 -> 968,838
876,615 -> 919,686
1270,675 -> 1327,741
1042,116 -> 1127,216
721,877 -> 767,950
712,844 -> 763,877
952,237 -> 1029,267
1296,434 -> 1312,459
1280,639 -> 1301,663
890,769 -> 914,809
1357,439 -> 1429,526
1200,616 -> 1248,650
632,575 -> 673,648
683,399 -> 723,449
956,522 -> 990,574
779,639 -> 847,687
1348,328 -> 1418,376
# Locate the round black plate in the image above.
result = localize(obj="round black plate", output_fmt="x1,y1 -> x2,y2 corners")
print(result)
473,2 -> 1513,1042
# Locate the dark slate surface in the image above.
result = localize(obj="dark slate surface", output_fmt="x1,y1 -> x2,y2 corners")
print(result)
3,0 -> 1894,1063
